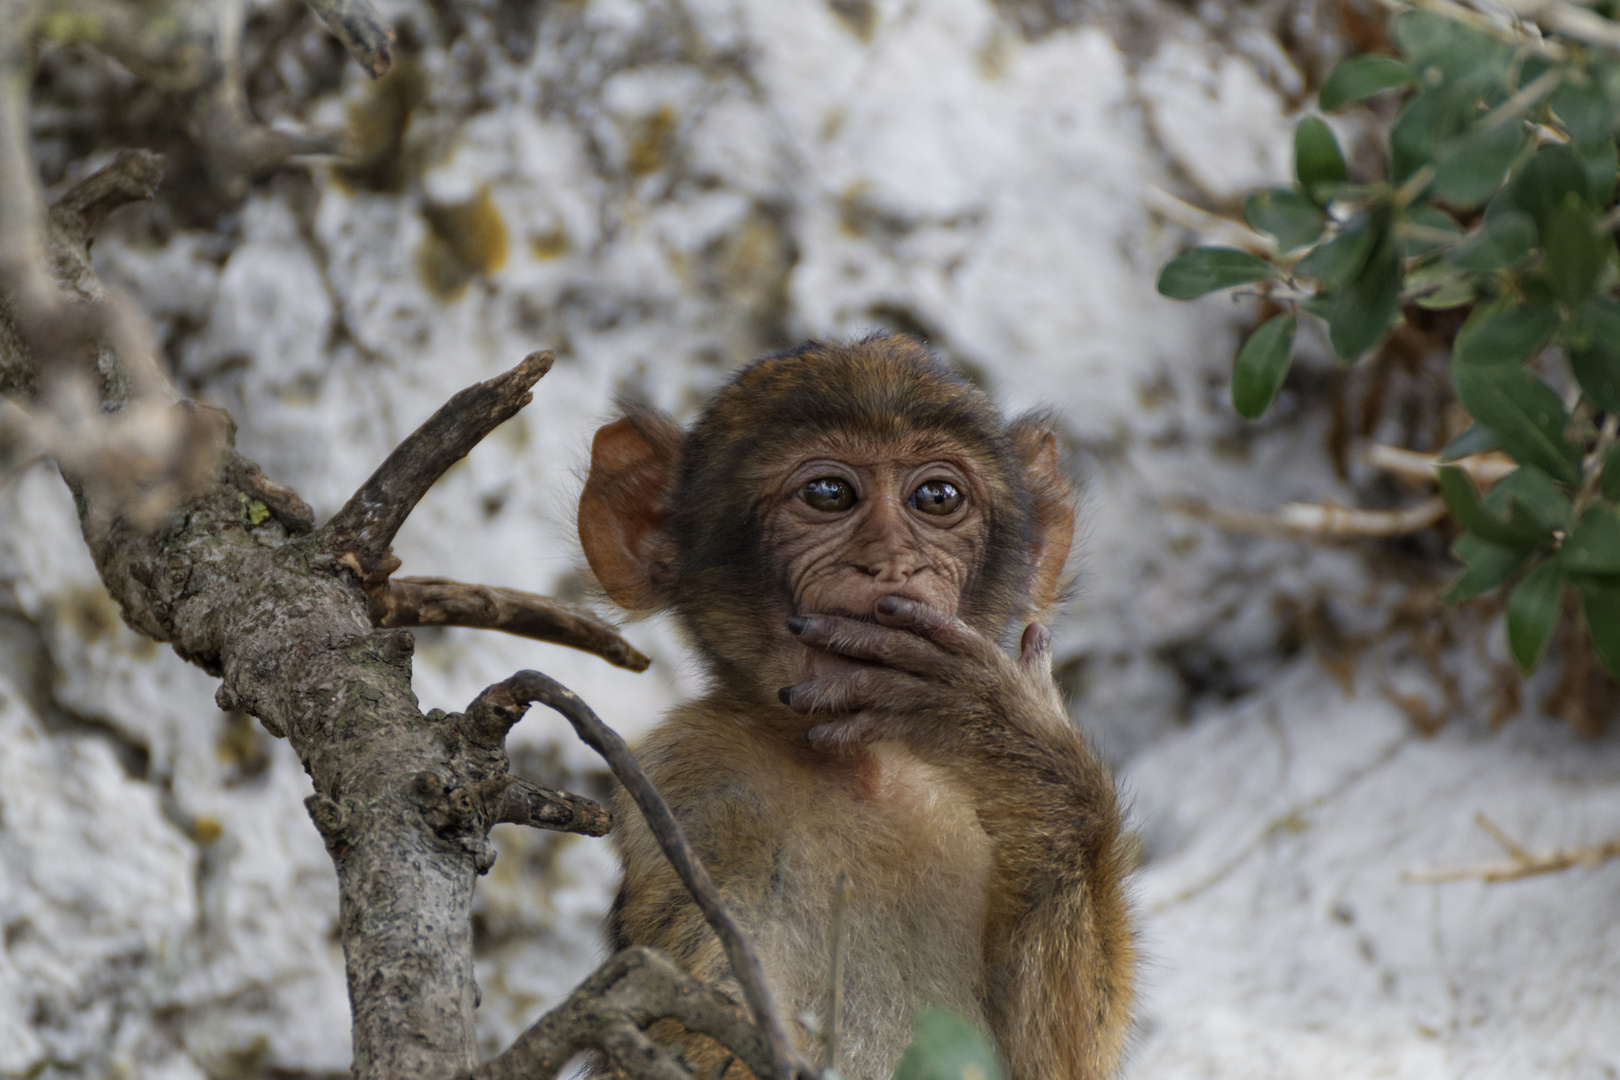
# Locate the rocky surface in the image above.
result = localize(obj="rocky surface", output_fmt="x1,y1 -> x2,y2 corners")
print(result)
3,0 -> 1617,1076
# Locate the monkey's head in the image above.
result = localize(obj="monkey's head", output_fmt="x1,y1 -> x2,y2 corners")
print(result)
579,334 -> 1076,714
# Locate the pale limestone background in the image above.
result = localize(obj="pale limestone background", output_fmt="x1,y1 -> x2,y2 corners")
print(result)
3,0 -> 1618,1077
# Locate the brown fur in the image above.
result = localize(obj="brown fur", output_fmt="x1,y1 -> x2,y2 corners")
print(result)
581,335 -> 1135,1079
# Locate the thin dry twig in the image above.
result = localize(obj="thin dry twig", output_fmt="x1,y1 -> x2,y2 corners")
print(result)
469,670 -> 814,1080
322,351 -> 555,571
1404,812 -> 1620,883
371,576 -> 651,672
1171,494 -> 1449,539
1363,444 -> 1519,486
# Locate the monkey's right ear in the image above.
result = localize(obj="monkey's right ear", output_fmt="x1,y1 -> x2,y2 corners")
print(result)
578,409 -> 685,612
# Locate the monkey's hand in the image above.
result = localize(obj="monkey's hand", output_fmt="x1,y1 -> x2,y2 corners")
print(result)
778,596 -> 1066,755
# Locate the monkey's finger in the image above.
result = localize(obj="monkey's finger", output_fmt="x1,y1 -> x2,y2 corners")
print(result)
788,613 -> 954,677
778,667 -> 918,714
1018,623 -> 1053,674
805,715 -> 886,754
871,596 -> 1001,662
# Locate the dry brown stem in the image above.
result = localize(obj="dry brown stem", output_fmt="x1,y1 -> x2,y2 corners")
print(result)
372,576 -> 650,672
322,351 -> 556,572
1405,812 -> 1620,883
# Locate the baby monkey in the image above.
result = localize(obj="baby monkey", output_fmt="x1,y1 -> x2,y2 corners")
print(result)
578,335 -> 1134,1079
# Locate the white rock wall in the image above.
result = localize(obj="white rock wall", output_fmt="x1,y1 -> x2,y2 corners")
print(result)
3,0 -> 1617,1076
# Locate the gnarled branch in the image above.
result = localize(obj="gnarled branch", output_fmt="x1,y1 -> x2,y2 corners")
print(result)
372,576 -> 651,672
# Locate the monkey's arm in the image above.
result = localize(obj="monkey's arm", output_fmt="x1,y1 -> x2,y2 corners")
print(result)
780,599 -> 1136,1080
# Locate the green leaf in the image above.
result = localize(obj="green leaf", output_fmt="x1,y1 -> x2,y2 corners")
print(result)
1231,314 -> 1297,419
1447,210 -> 1536,274
1506,560 -> 1565,673
1569,297 -> 1620,411
1432,122 -> 1530,208
1328,232 -> 1402,360
1451,364 -> 1582,485
1498,145 -> 1592,238
1295,117 -> 1348,197
1243,188 -> 1326,252
1551,78 -> 1615,143
1157,247 -> 1276,300
1563,504 -> 1620,575
893,1009 -> 1005,1080
1604,445 -> 1620,502
1445,531 -> 1531,601
1440,423 -> 1500,461
1321,55 -> 1416,111
1571,137 -> 1619,206
1488,466 -> 1571,533
1451,297 -> 1559,368
1403,203 -> 1463,256
1415,278 -> 1476,310
1295,216 -> 1379,289
1436,466 -> 1547,548
1300,291 -> 1335,321
1575,576 -> 1620,678
1545,195 -> 1612,308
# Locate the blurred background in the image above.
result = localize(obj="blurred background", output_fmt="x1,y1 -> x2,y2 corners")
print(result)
2,0 -> 1617,1076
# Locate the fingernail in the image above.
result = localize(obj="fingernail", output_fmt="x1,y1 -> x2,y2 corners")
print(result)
787,616 -> 808,634
778,686 -> 795,705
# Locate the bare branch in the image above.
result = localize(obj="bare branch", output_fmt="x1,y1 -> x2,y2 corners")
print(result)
1362,444 -> 1518,486
303,0 -> 395,78
470,947 -> 773,1080
1170,494 -> 1448,540
470,671 -> 814,1080
1405,812 -> 1620,883
372,576 -> 652,672
494,776 -> 613,837
321,351 -> 555,570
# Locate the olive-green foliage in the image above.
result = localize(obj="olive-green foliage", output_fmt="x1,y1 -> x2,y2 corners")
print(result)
1156,6 -> 1620,679
890,1009 -> 1005,1080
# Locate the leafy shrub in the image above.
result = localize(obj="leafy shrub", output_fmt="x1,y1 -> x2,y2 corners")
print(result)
1158,5 -> 1620,680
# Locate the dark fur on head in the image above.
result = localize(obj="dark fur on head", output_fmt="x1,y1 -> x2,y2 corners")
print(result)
664,334 -> 1040,687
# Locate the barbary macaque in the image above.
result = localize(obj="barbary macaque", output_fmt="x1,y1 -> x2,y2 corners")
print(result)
577,335 -> 1135,1079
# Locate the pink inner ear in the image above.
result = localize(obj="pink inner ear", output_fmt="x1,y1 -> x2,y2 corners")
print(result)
579,416 -> 681,612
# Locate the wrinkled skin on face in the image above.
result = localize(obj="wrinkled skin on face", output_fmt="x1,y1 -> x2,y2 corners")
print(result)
764,433 -> 991,690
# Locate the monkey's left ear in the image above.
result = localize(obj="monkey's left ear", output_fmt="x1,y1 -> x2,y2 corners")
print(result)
1010,418 -> 1077,612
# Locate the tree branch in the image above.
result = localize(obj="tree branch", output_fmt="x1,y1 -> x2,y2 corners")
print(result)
303,0 -> 394,78
371,576 -> 652,672
468,671 -> 814,1080
469,947 -> 773,1080
322,351 -> 556,572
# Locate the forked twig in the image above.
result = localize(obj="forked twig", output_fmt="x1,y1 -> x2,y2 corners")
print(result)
1404,812 -> 1620,883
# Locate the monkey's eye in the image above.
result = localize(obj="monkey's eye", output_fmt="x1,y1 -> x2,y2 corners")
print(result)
909,480 -> 963,515
801,477 -> 856,512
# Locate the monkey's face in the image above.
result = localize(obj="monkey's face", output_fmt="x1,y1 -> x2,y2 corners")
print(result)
760,434 -> 991,686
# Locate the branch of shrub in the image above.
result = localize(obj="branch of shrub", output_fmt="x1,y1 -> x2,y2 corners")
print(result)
1405,812 -> 1620,882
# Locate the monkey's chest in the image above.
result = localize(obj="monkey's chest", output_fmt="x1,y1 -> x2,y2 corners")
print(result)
749,744 -> 995,1080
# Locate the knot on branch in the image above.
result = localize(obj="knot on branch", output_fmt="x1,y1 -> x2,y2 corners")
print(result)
305,794 -> 350,850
